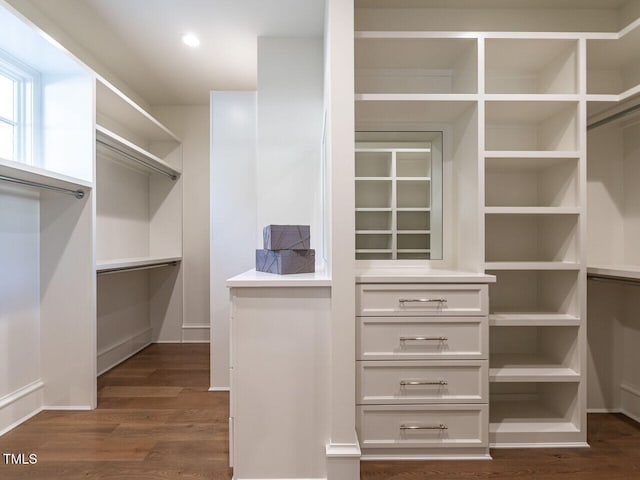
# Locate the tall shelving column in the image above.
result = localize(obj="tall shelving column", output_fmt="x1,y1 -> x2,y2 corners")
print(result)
95,78 -> 184,374
482,36 -> 587,447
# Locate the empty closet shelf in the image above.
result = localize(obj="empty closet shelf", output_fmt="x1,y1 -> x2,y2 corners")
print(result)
490,401 -> 579,434
489,312 -> 580,326
485,207 -> 580,215
0,158 -> 92,197
489,355 -> 579,382
587,265 -> 640,282
485,262 -> 581,270
96,125 -> 181,180
96,256 -> 182,274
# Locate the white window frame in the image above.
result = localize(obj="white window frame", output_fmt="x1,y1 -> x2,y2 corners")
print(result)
0,49 -> 39,165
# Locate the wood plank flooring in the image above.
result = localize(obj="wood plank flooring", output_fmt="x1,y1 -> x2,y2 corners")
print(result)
0,344 -> 638,479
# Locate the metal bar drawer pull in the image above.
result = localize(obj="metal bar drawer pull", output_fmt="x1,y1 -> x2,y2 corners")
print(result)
400,336 -> 447,343
401,424 -> 448,431
400,379 -> 448,386
399,298 -> 447,305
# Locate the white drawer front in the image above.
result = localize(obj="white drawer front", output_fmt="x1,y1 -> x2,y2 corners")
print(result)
358,360 -> 488,404
357,404 -> 488,448
357,284 -> 488,317
358,316 -> 488,360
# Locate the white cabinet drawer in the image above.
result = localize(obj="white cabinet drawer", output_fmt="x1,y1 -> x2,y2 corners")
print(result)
357,404 -> 488,449
358,316 -> 488,360
358,360 -> 488,404
357,284 -> 488,317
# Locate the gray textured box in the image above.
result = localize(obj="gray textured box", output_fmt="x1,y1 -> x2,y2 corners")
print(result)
263,225 -> 310,250
256,249 -> 315,274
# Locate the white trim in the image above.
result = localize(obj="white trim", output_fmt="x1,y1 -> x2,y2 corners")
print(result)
182,324 -> 211,329
0,379 -> 44,409
0,407 -> 43,437
42,405 -> 93,411
97,328 -> 152,375
325,442 -> 362,458
491,442 -> 590,448
360,454 -> 491,461
208,387 -> 230,392
621,408 -> 640,424
587,408 -> 621,414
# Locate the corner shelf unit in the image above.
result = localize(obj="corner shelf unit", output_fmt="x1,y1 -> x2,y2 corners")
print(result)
95,78 -> 183,375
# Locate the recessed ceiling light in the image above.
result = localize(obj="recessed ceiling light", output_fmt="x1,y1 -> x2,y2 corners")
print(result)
182,33 -> 200,47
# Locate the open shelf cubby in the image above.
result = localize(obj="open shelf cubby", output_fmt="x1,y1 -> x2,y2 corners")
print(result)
487,269 -> 580,320
355,36 -> 477,94
485,101 -> 578,151
485,214 -> 579,264
490,326 -> 579,382
587,26 -> 640,95
490,382 -> 581,444
485,156 -> 579,208
485,39 -> 578,95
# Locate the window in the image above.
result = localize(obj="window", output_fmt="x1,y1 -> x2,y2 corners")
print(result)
0,50 -> 36,164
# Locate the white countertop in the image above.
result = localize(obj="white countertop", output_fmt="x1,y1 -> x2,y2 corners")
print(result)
356,267 -> 496,284
226,268 -> 332,288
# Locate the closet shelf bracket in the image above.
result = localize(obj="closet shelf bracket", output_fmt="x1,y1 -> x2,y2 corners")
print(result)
0,174 -> 85,199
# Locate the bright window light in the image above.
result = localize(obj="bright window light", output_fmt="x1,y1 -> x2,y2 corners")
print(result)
182,33 -> 200,47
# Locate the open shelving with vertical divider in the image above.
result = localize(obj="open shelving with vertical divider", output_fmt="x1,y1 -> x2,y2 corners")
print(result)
355,141 -> 434,260
95,77 -> 184,374
483,34 -> 586,448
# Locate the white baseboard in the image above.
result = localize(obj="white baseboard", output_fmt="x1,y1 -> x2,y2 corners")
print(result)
491,442 -> 590,449
42,405 -> 93,411
209,387 -> 230,392
97,328 -> 152,375
360,454 -> 491,461
621,383 -> 640,424
588,408 -> 621,413
0,380 -> 44,436
182,324 -> 211,343
326,441 -> 361,480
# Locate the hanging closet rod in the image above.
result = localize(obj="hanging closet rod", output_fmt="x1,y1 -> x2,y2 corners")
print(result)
588,274 -> 640,287
0,174 -> 85,199
97,261 -> 179,276
587,102 -> 640,131
96,139 -> 178,181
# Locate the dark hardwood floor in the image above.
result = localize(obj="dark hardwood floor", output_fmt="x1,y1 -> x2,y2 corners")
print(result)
0,344 -> 638,479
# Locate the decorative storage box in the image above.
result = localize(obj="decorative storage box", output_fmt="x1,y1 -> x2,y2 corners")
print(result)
263,224 -> 310,250
256,249 -> 315,274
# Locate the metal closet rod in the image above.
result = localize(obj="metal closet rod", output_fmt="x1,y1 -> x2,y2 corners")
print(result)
587,102 -> 640,131
0,174 -> 85,199
97,261 -> 178,276
96,139 -> 178,181
588,275 -> 640,287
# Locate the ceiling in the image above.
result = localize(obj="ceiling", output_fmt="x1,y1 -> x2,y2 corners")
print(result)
356,0 -> 629,7
25,0 -> 325,106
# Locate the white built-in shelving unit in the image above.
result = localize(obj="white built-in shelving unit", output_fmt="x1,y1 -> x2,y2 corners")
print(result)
0,2 -> 96,434
95,77 -> 183,374
353,2 -> 596,447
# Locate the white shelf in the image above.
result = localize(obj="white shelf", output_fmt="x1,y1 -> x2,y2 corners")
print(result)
96,126 -> 182,179
355,94 -> 478,101
486,261 -> 581,271
0,157 -> 92,194
485,150 -> 580,158
396,177 -> 431,181
356,249 -> 393,254
397,249 -> 430,253
96,256 -> 182,274
356,99 -> 476,125
490,400 -> 579,434
355,177 -> 392,181
96,78 -> 180,143
396,207 -> 431,212
485,94 -> 579,101
356,230 -> 393,235
587,265 -> 640,282
397,230 -> 431,234
485,207 -> 580,215
490,312 -> 580,327
490,354 -> 580,383
356,208 -> 393,212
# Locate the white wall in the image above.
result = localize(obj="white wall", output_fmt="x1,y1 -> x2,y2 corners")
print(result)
256,37 -> 324,255
210,91 -> 257,390
153,105 -> 211,342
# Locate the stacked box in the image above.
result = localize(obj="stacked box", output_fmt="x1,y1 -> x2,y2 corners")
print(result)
256,225 -> 315,274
